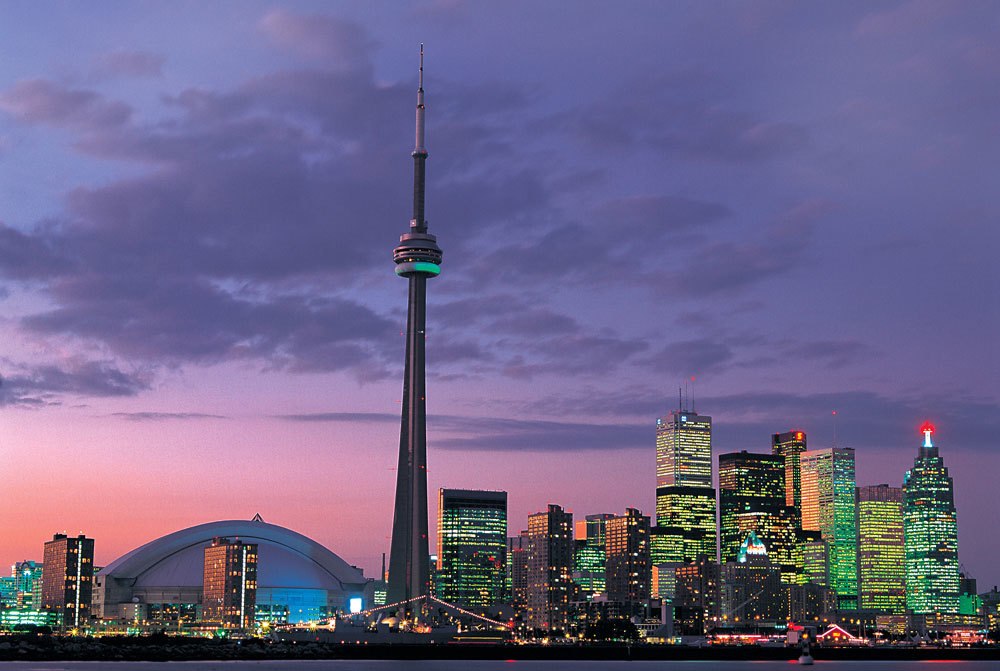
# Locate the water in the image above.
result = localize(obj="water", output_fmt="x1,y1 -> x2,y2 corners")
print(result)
1,662 -> 999,670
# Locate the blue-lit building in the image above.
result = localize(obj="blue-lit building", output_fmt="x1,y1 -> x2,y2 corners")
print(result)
93,518 -> 369,625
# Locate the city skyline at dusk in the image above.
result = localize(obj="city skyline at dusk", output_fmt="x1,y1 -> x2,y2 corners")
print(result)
1,1 -> 997,590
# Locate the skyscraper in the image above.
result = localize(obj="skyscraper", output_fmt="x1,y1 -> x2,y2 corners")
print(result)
605,508 -> 651,610
202,537 -> 258,629
772,430 -> 807,524
903,423 -> 960,614
857,484 -> 905,614
800,447 -> 858,609
436,489 -> 507,608
41,533 -> 94,628
718,451 -> 796,583
657,409 -> 712,488
388,46 -> 444,608
525,505 -> 574,633
573,514 -> 613,598
655,405 -> 716,564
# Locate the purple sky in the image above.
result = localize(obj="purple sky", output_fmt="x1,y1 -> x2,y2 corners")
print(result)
1,2 -> 998,588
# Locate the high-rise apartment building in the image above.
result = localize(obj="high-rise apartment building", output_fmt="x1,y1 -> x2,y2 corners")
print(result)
674,557 -> 720,635
605,508 -> 650,610
525,505 -> 574,632
202,537 -> 258,629
903,423 -> 959,614
857,484 -> 906,614
718,451 -> 796,583
508,532 -> 529,607
436,489 -> 507,608
655,407 -> 716,564
800,447 -> 858,609
41,534 -> 94,628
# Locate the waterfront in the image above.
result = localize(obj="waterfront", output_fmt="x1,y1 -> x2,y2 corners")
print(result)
3,661 -> 1000,671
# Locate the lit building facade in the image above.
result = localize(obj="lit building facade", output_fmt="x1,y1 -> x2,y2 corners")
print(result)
857,484 -> 906,614
508,532 -> 528,607
771,430 -> 807,524
903,423 -> 960,614
655,407 -> 716,564
657,410 -> 712,488
525,505 -> 574,633
11,561 -> 43,610
436,488 -> 507,608
718,450 -> 795,583
605,508 -> 650,610
655,486 -> 717,563
573,514 -> 612,598
41,533 -> 94,628
800,447 -> 857,609
202,537 -> 258,629
674,557 -> 720,635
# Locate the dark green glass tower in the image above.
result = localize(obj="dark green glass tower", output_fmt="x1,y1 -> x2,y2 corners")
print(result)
903,423 -> 959,614
718,451 -> 796,584
435,489 -> 507,608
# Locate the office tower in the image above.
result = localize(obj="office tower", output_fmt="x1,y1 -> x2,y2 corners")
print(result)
388,47 -> 444,608
573,514 -> 612,598
655,405 -> 716,564
903,423 -> 960,614
718,451 -> 796,583
508,532 -> 529,607
673,557 -> 720,635
857,484 -> 905,614
800,538 -> 829,588
436,488 -> 507,608
654,487 -> 717,563
202,537 -> 258,629
800,447 -> 858,610
720,532 -> 784,626
41,534 -> 94,628
772,430 -> 807,523
12,561 -> 43,610
605,508 -> 651,609
525,505 -> 574,632
657,409 -> 712,487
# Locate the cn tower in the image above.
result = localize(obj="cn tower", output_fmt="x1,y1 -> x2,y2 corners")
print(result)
387,45 -> 442,609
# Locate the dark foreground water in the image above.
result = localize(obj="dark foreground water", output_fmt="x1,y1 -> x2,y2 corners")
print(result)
3,661 -> 1000,670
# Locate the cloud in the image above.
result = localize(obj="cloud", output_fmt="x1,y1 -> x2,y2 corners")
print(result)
642,340 -> 734,377
258,9 -> 375,69
0,79 -> 131,130
95,50 -> 165,78
111,412 -> 227,421
277,410 -> 647,452
0,359 -> 150,407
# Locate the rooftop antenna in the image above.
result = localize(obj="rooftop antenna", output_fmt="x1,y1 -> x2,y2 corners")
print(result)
690,375 -> 696,413
832,410 -> 838,448
678,386 -> 683,414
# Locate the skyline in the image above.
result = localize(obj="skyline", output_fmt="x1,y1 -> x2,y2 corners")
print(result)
0,2 -> 998,588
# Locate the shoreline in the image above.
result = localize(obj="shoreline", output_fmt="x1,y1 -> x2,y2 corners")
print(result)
2,637 -> 1000,662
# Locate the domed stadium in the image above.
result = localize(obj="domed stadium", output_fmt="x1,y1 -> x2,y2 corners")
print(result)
94,517 -> 372,625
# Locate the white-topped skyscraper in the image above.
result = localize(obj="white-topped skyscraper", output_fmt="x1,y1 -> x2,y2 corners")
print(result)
387,46 -> 443,609
654,401 -> 717,563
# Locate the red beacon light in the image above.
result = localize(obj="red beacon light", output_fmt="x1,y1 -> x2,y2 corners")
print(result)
920,422 -> 935,448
